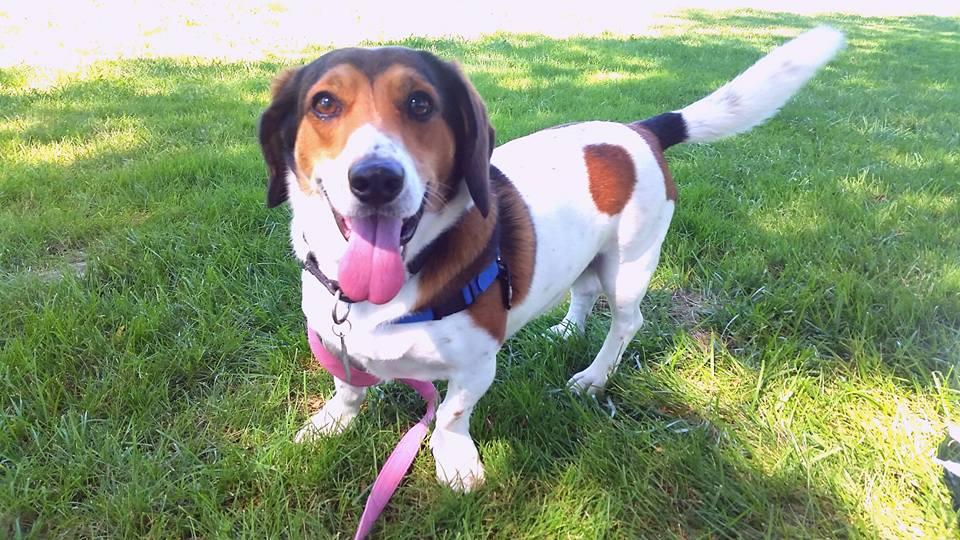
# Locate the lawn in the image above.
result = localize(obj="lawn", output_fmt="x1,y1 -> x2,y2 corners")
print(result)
2,9 -> 959,539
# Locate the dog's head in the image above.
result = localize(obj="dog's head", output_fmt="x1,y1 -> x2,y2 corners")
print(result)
259,47 -> 494,304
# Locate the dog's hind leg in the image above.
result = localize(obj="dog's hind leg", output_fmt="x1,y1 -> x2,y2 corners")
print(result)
567,206 -> 674,395
294,378 -> 367,442
547,269 -> 602,339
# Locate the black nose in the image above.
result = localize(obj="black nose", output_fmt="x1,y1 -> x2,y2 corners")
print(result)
348,158 -> 405,206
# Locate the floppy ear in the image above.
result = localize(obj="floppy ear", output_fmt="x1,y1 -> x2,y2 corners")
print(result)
439,60 -> 495,217
258,68 -> 299,208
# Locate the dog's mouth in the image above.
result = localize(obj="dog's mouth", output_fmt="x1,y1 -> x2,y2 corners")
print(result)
332,202 -> 424,247
331,200 -> 425,305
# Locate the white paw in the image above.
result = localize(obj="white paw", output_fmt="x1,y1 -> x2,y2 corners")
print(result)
430,431 -> 485,493
567,367 -> 609,396
294,401 -> 359,443
546,320 -> 580,340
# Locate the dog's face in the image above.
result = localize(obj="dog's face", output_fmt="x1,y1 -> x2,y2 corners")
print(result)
259,47 -> 495,223
259,48 -> 494,303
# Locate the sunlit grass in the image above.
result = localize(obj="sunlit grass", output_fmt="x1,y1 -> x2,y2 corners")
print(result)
2,9 -> 959,539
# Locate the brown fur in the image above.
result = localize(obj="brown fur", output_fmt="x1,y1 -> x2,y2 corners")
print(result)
466,169 -> 539,341
583,143 -> 637,215
414,204 -> 498,314
293,65 -> 369,192
491,167 -> 535,306
377,65 -> 457,211
465,279 -> 507,341
412,166 -> 538,342
626,123 -> 677,201
464,168 -> 538,341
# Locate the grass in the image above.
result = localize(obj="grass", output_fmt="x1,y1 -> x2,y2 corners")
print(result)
2,8 -> 959,539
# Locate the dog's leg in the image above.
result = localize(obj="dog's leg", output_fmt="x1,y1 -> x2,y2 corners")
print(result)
547,269 -> 601,339
568,207 -> 674,395
430,355 -> 496,492
567,254 -> 656,395
294,378 -> 367,442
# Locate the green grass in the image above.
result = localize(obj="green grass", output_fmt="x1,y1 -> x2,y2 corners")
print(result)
2,9 -> 959,538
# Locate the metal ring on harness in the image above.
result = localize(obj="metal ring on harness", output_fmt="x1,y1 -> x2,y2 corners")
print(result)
331,319 -> 352,337
332,289 -> 351,325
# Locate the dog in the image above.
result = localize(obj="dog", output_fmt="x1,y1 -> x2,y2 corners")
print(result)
258,26 -> 844,492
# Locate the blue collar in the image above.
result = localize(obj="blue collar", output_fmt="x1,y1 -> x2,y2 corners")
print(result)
392,252 -> 510,325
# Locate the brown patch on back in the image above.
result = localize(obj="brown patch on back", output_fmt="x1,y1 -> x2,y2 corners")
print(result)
627,123 -> 677,202
584,144 -> 637,215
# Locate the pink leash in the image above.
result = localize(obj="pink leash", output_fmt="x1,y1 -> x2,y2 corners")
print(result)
306,328 -> 437,540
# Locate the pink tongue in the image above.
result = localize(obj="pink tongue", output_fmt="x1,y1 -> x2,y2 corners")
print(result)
338,216 -> 405,304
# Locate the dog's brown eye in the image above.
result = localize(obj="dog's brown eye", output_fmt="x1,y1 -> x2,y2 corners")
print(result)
407,91 -> 434,120
312,92 -> 342,119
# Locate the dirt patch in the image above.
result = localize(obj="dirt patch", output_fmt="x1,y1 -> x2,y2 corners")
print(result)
304,394 -> 327,413
36,260 -> 87,282
667,288 -> 711,328
586,288 -> 713,329
7,252 -> 90,283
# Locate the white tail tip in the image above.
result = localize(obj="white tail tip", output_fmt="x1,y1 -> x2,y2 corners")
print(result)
680,26 -> 846,143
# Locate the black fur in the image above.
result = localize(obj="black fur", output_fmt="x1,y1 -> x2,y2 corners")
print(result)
637,112 -> 688,150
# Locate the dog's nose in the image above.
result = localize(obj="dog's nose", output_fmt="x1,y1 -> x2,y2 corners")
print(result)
348,158 -> 405,206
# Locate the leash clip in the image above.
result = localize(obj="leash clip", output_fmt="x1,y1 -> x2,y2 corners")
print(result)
331,290 -> 353,384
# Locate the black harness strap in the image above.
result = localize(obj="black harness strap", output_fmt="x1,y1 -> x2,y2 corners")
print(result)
302,252 -> 355,304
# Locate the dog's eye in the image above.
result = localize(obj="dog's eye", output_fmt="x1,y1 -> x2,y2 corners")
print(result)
312,92 -> 342,119
407,91 -> 434,120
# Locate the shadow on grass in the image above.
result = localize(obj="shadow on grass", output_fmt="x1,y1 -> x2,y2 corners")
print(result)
2,8 -> 959,538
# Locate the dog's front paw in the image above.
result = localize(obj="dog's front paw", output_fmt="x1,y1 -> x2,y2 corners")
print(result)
294,401 -> 359,443
545,320 -> 580,340
567,367 -> 608,396
430,431 -> 485,493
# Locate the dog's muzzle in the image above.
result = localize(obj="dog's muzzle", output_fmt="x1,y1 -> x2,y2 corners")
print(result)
348,157 -> 404,207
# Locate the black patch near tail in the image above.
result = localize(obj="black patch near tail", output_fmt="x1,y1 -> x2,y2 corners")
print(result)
635,112 -> 687,150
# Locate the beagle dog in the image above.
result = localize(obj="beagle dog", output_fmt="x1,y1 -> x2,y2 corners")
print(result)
259,27 -> 844,491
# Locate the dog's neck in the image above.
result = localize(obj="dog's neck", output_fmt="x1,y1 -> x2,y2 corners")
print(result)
405,185 -> 500,312
402,186 -> 472,268
288,169 -> 501,314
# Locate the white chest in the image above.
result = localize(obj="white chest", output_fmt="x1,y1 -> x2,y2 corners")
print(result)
301,272 -> 500,381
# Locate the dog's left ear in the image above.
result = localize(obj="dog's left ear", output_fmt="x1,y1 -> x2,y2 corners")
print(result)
435,59 -> 495,217
258,68 -> 300,208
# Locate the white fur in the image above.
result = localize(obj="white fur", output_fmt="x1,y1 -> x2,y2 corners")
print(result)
494,122 -> 677,394
312,123 -> 425,219
680,26 -> 845,143
289,28 -> 843,491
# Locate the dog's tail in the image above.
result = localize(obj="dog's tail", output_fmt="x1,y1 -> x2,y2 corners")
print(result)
636,26 -> 845,150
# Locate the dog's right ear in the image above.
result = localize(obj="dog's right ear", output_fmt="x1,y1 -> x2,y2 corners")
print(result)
258,68 -> 299,208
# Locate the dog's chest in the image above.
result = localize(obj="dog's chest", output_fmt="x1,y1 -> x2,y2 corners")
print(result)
301,272 -> 499,381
